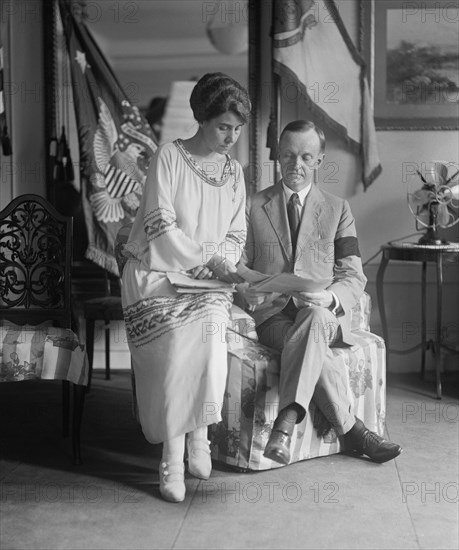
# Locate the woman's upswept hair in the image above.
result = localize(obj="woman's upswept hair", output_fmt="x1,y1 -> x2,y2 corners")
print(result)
190,72 -> 252,124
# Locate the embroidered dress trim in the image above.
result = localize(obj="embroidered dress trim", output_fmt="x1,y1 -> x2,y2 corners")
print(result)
144,208 -> 178,241
225,230 -> 246,248
124,292 -> 232,348
174,139 -> 234,187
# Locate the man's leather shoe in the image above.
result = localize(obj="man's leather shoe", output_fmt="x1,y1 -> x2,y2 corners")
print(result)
343,418 -> 402,464
263,429 -> 291,465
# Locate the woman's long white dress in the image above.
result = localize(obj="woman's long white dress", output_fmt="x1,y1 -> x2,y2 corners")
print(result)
121,139 -> 246,444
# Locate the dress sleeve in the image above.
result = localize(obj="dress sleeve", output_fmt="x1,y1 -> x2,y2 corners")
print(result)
142,146 -> 205,271
214,160 -> 247,266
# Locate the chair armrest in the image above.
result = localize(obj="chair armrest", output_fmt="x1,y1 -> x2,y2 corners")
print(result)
350,292 -> 372,332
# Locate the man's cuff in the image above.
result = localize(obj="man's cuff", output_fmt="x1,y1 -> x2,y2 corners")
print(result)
329,291 -> 342,315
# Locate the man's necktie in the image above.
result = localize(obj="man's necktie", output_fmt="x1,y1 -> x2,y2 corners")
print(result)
287,192 -> 301,253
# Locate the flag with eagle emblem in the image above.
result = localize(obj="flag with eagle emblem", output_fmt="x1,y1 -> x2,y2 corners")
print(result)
58,0 -> 158,274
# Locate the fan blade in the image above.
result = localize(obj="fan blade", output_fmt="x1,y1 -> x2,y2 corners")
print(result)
411,189 -> 434,206
428,162 -> 448,186
437,204 -> 450,226
449,184 -> 459,201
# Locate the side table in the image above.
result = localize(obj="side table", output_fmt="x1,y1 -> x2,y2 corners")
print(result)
376,242 -> 459,399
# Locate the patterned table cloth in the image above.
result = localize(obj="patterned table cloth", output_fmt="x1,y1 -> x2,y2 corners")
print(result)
210,293 -> 386,471
0,322 -> 89,386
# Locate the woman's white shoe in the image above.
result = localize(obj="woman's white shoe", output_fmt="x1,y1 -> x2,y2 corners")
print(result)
186,437 -> 212,480
159,461 -> 185,503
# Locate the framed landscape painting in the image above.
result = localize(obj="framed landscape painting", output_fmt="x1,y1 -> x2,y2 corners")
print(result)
361,0 -> 459,130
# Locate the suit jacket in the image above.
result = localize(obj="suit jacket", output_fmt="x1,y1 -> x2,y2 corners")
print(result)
239,182 -> 367,345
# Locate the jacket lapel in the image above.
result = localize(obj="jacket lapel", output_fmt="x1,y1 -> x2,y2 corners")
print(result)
296,185 -> 325,253
263,183 -> 292,261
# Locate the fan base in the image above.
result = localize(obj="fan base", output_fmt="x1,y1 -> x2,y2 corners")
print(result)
418,236 -> 446,246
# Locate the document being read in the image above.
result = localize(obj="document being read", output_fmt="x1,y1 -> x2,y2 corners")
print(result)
236,264 -> 330,293
167,272 -> 236,293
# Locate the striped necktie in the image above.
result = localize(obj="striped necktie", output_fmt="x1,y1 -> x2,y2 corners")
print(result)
287,193 -> 301,253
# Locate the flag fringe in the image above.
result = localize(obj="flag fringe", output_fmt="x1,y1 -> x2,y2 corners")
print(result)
363,163 -> 382,191
85,244 -> 120,277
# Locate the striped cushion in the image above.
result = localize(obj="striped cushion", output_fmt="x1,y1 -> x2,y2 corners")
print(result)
0,322 -> 89,385
211,296 -> 385,471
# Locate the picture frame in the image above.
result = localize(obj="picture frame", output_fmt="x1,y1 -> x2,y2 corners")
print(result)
360,0 -> 459,130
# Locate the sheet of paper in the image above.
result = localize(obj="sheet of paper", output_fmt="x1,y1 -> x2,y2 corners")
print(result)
167,272 -> 235,291
236,264 -> 271,284
175,287 -> 236,294
250,273 -> 328,293
236,265 -> 329,293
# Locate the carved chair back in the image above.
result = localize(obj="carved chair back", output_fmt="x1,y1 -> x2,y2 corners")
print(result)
0,194 -> 73,328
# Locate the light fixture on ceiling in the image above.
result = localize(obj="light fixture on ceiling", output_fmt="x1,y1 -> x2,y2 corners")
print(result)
205,0 -> 248,55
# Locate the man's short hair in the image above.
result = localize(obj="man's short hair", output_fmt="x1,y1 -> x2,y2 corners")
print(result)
279,120 -> 326,154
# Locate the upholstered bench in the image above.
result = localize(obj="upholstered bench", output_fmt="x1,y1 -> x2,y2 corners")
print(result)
210,292 -> 386,471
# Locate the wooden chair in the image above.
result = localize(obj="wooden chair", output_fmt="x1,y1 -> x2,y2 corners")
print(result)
82,270 -> 123,388
0,194 -> 88,464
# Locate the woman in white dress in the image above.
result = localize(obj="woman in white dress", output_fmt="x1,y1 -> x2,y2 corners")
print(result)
121,73 -> 251,502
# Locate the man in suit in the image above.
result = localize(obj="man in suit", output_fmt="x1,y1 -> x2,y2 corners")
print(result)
238,120 -> 402,465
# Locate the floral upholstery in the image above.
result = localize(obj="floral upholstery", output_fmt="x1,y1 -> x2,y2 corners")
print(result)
350,291 -> 372,332
210,292 -> 386,471
0,322 -> 89,386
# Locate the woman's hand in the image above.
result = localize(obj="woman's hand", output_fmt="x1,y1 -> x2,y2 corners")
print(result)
189,265 -> 214,279
208,257 -> 244,284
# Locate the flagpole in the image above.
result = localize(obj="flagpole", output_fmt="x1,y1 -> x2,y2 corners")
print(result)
267,0 -> 280,185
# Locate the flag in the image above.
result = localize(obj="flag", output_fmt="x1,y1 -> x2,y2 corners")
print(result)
273,0 -> 381,189
58,0 -> 158,274
0,27 -> 12,156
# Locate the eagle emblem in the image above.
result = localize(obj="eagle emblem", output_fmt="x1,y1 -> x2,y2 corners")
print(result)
89,98 -> 156,223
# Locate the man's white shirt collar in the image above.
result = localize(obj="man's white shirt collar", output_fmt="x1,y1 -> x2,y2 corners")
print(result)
282,182 -> 311,207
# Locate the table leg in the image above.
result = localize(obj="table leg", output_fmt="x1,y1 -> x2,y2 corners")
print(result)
435,256 -> 443,399
376,254 -> 390,366
62,381 -> 70,437
104,321 -> 111,380
421,262 -> 427,379
72,383 -> 86,465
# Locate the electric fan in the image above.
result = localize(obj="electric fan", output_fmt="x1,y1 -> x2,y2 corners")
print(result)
407,161 -> 459,245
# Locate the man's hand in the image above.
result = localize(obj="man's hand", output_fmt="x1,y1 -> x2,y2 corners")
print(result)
292,290 -> 334,309
238,283 -> 275,308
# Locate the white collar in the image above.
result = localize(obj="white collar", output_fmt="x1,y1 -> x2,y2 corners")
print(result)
282,182 -> 311,207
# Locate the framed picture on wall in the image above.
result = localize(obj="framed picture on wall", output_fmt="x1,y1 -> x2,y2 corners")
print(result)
361,0 -> 459,130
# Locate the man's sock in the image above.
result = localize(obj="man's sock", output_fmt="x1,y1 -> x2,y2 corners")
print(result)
273,403 -> 304,436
